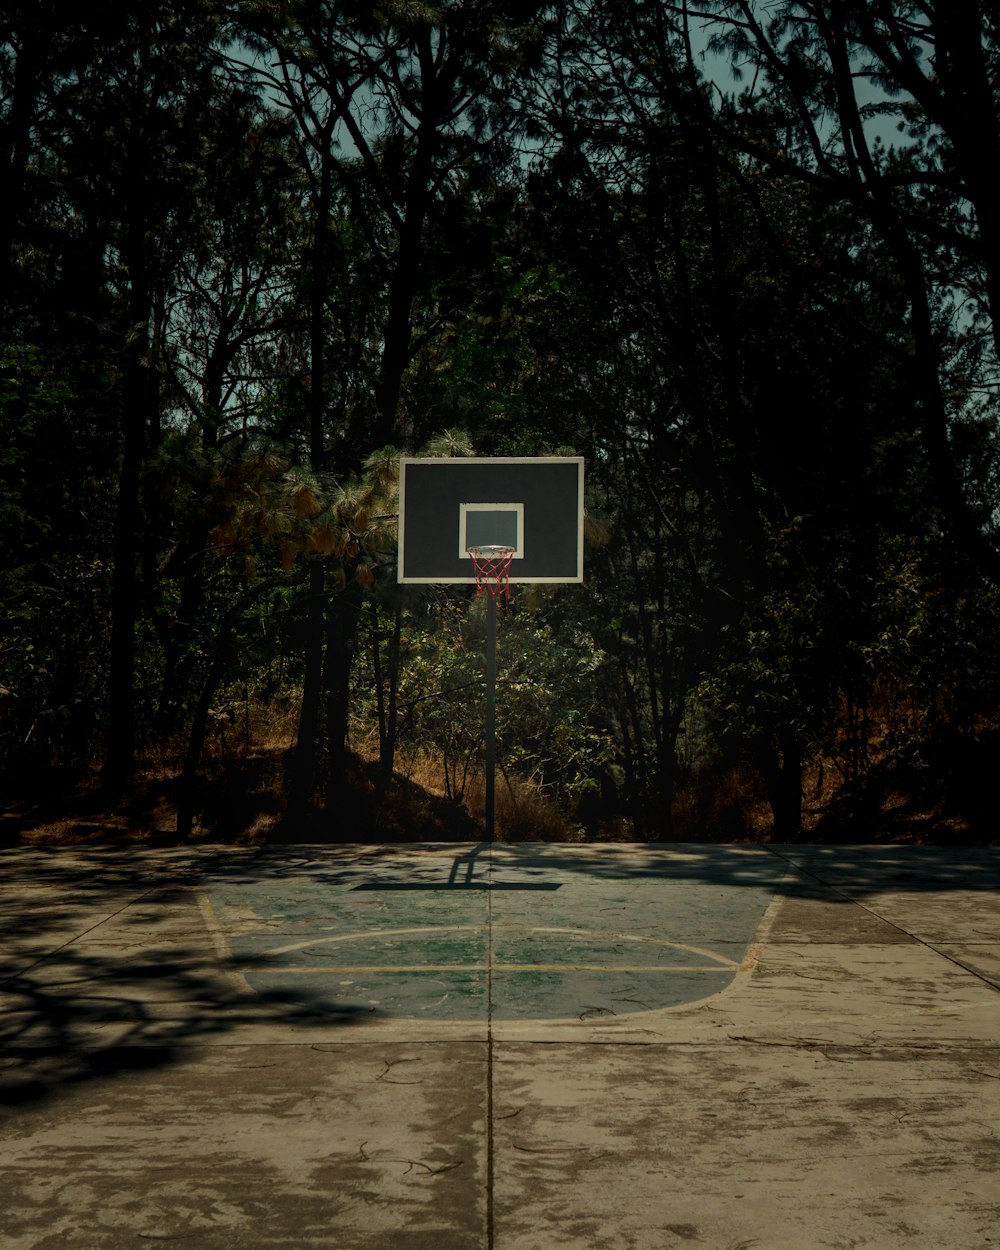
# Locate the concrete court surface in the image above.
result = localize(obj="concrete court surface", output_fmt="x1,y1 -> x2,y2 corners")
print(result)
1,842 -> 999,1250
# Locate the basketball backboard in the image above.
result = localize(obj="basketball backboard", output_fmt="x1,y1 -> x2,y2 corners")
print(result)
397,456 -> 584,584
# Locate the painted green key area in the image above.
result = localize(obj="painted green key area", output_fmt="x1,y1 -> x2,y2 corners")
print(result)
201,845 -> 784,1022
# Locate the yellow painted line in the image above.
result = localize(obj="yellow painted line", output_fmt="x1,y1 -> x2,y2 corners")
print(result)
195,890 -> 234,960
265,925 -> 482,957
195,890 -> 256,996
244,964 -> 736,974
259,927 -> 741,970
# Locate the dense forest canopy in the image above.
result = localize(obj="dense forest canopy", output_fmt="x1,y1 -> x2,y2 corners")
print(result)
3,1 -> 1000,843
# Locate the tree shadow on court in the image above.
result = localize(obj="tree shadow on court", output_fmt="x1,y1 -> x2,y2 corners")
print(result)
0,849 -> 371,1108
3,839 -> 999,1109
228,835 -> 1000,902
470,842 -> 1000,900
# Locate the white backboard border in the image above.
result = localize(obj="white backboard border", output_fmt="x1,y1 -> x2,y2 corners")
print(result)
398,455 -> 584,585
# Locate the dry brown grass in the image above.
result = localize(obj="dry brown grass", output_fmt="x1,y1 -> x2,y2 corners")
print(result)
670,764 -> 774,842
10,693 -> 999,848
3,739 -> 587,849
352,744 -> 588,843
464,770 -> 587,843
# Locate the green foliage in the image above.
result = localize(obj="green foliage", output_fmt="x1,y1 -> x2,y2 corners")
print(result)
353,590 -> 615,807
4,1 -> 1000,839
0,344 -> 118,773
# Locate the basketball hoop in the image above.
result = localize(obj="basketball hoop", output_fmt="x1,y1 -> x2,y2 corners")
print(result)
467,545 -> 515,602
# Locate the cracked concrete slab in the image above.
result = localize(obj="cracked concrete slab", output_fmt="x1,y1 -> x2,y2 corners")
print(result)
2,843 -> 999,1249
2,1042 -> 486,1250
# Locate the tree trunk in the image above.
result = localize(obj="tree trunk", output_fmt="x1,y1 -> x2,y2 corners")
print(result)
324,581 -> 362,821
103,417 -> 143,793
371,597 -> 403,794
756,727 -> 803,840
175,639 -> 232,841
286,126 -> 334,820
0,18 -> 45,335
285,562 -> 326,819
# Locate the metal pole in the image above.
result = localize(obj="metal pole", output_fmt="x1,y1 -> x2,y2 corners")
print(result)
485,591 -> 497,843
